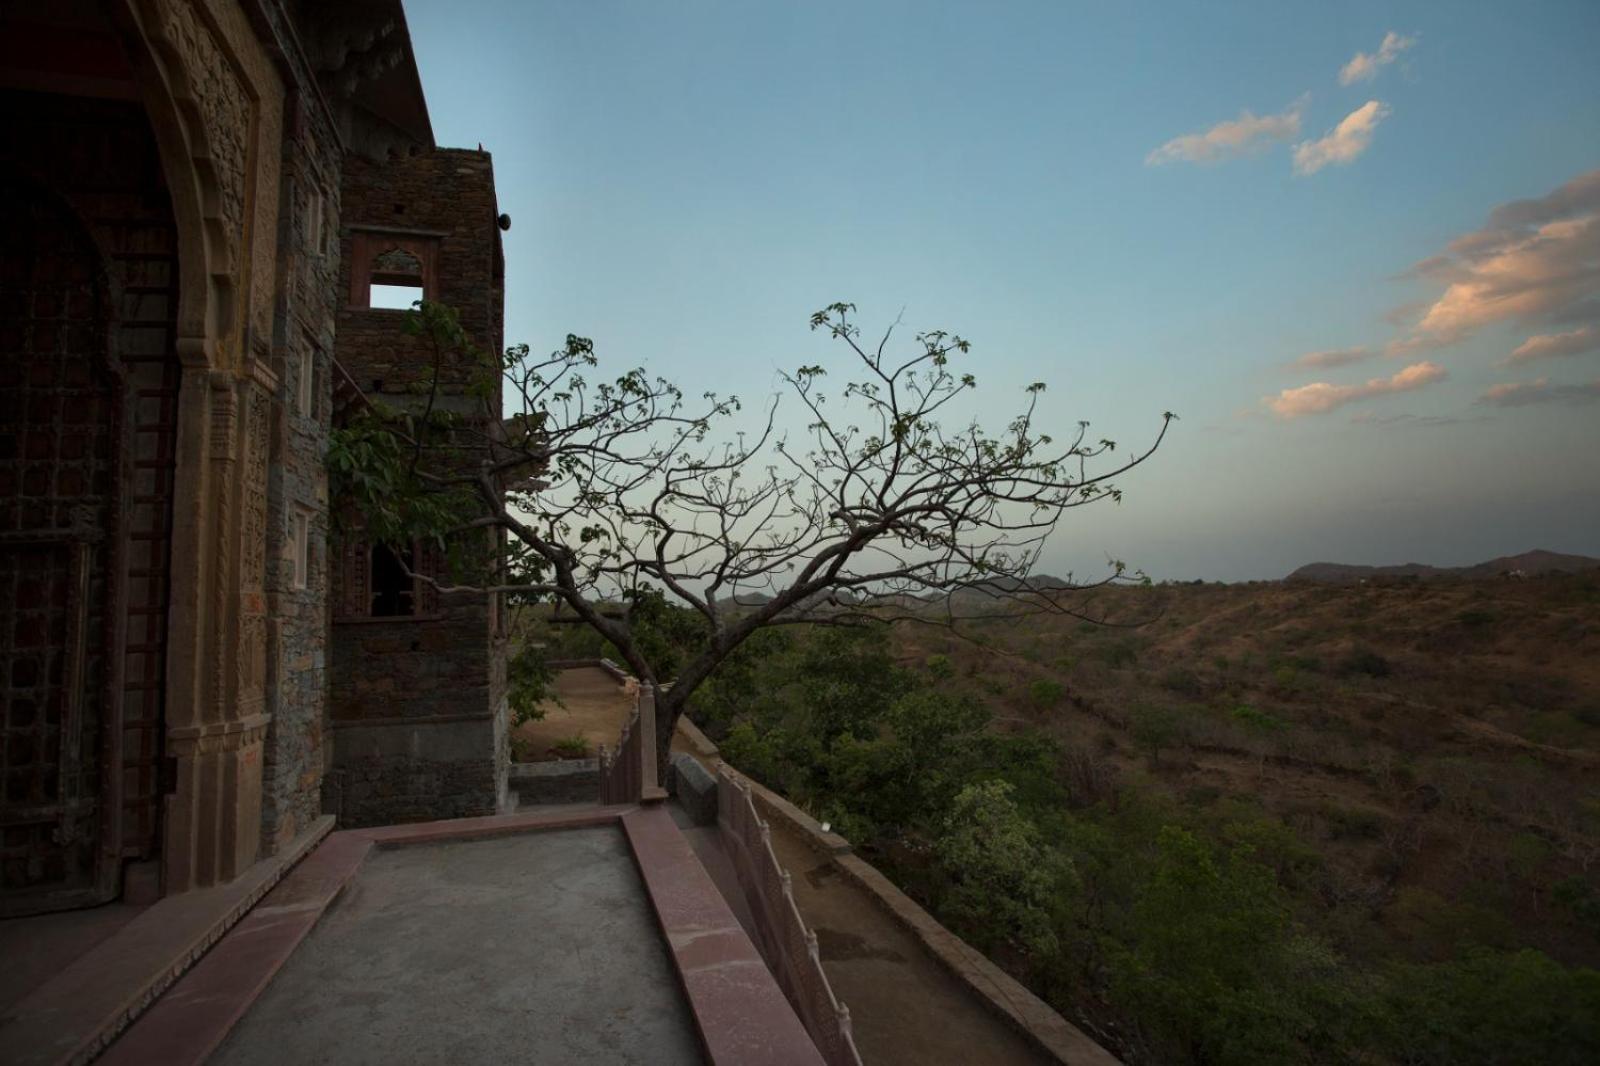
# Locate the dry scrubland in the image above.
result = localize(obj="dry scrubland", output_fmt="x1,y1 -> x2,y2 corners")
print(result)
528,572 -> 1600,1060
906,574 -> 1600,970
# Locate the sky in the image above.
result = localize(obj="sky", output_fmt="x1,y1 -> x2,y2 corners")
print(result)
405,0 -> 1600,582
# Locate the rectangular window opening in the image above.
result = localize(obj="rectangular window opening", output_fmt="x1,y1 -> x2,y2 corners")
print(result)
305,188 -> 323,256
297,346 -> 316,418
292,511 -> 311,590
369,283 -> 423,310
370,542 -> 416,616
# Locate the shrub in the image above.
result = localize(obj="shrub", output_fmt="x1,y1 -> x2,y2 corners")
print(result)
552,734 -> 589,758
934,781 -> 1066,957
506,642 -> 554,727
1321,804 -> 1385,841
1131,703 -> 1186,765
1230,703 -> 1286,736
1271,664 -> 1302,692
1160,666 -> 1204,699
1375,949 -> 1600,1065
1028,678 -> 1065,709
1096,639 -> 1139,668
1340,647 -> 1392,678
1107,826 -> 1341,1063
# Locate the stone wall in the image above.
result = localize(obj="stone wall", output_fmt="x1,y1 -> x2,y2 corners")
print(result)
327,146 -> 509,826
258,81 -> 342,854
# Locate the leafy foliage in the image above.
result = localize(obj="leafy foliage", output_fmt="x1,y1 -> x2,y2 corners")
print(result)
935,781 -> 1067,957
686,621 -> 1600,1066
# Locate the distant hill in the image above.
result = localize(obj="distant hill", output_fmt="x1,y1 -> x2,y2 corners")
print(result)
1287,549 -> 1600,583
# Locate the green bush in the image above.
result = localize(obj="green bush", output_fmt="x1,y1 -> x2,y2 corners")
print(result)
1375,949 -> 1600,1065
1131,703 -> 1185,764
934,781 -> 1067,957
1106,826 -> 1346,1063
1028,678 -> 1065,709
506,642 -> 555,727
1321,804 -> 1385,841
1097,639 -> 1140,668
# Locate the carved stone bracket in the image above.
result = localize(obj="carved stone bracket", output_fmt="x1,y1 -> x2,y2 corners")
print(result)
166,712 -> 273,756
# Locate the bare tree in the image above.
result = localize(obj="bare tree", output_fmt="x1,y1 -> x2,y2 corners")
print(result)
328,301 -> 1173,762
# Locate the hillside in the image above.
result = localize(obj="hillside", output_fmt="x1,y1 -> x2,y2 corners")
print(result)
531,569 -> 1600,1061
896,573 -> 1600,971
1288,548 -> 1600,583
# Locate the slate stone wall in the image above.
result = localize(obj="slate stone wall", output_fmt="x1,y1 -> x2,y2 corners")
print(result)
259,88 -> 342,854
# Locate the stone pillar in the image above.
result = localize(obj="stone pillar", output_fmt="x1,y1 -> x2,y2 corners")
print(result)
162,365 -> 274,888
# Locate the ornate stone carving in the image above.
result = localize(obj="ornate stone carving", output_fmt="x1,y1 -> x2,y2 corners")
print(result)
133,0 -> 258,351
237,380 -> 271,697
373,248 -> 423,277
153,0 -> 250,266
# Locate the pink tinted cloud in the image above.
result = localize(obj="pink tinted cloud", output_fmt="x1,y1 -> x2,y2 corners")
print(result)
1507,325 -> 1599,365
1389,169 -> 1600,352
1292,101 -> 1390,175
1477,377 -> 1600,407
1266,361 -> 1446,418
1293,346 -> 1373,369
1146,97 -> 1307,166
1339,31 -> 1417,86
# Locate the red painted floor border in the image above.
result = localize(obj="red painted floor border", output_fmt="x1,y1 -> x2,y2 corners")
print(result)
95,832 -> 373,1066
623,804 -> 825,1066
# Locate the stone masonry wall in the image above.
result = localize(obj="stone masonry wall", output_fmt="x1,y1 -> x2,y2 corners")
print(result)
327,147 -> 509,826
258,79 -> 342,854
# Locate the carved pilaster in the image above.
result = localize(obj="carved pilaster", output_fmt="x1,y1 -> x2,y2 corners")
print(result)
236,369 -> 275,723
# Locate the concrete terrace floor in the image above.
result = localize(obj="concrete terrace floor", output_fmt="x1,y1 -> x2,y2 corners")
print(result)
210,828 -> 703,1066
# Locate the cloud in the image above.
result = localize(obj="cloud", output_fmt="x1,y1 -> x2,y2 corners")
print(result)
1476,378 -> 1600,408
1292,101 -> 1390,175
1293,346 -> 1373,369
1389,169 -> 1600,351
1349,412 -> 1483,429
1338,31 -> 1416,86
1266,361 -> 1446,418
1507,325 -> 1600,364
1146,96 -> 1307,166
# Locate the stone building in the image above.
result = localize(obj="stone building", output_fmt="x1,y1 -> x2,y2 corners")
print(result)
0,0 -> 508,917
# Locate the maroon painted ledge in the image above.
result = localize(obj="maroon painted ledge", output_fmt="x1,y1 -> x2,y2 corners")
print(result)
623,804 -> 825,1066
99,803 -> 823,1066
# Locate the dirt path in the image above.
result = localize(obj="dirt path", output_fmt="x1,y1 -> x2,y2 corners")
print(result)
759,815 -> 1054,1066
513,666 -> 636,760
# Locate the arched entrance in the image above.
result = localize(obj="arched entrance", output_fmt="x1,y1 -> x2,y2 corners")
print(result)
0,176 -> 125,914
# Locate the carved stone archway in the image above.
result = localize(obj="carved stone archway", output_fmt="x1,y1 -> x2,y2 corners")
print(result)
103,0 -> 282,891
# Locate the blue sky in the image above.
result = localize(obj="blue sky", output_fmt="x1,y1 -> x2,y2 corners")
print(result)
406,1 -> 1600,580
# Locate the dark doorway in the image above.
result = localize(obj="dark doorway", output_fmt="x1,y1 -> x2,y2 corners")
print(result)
0,175 -> 123,915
